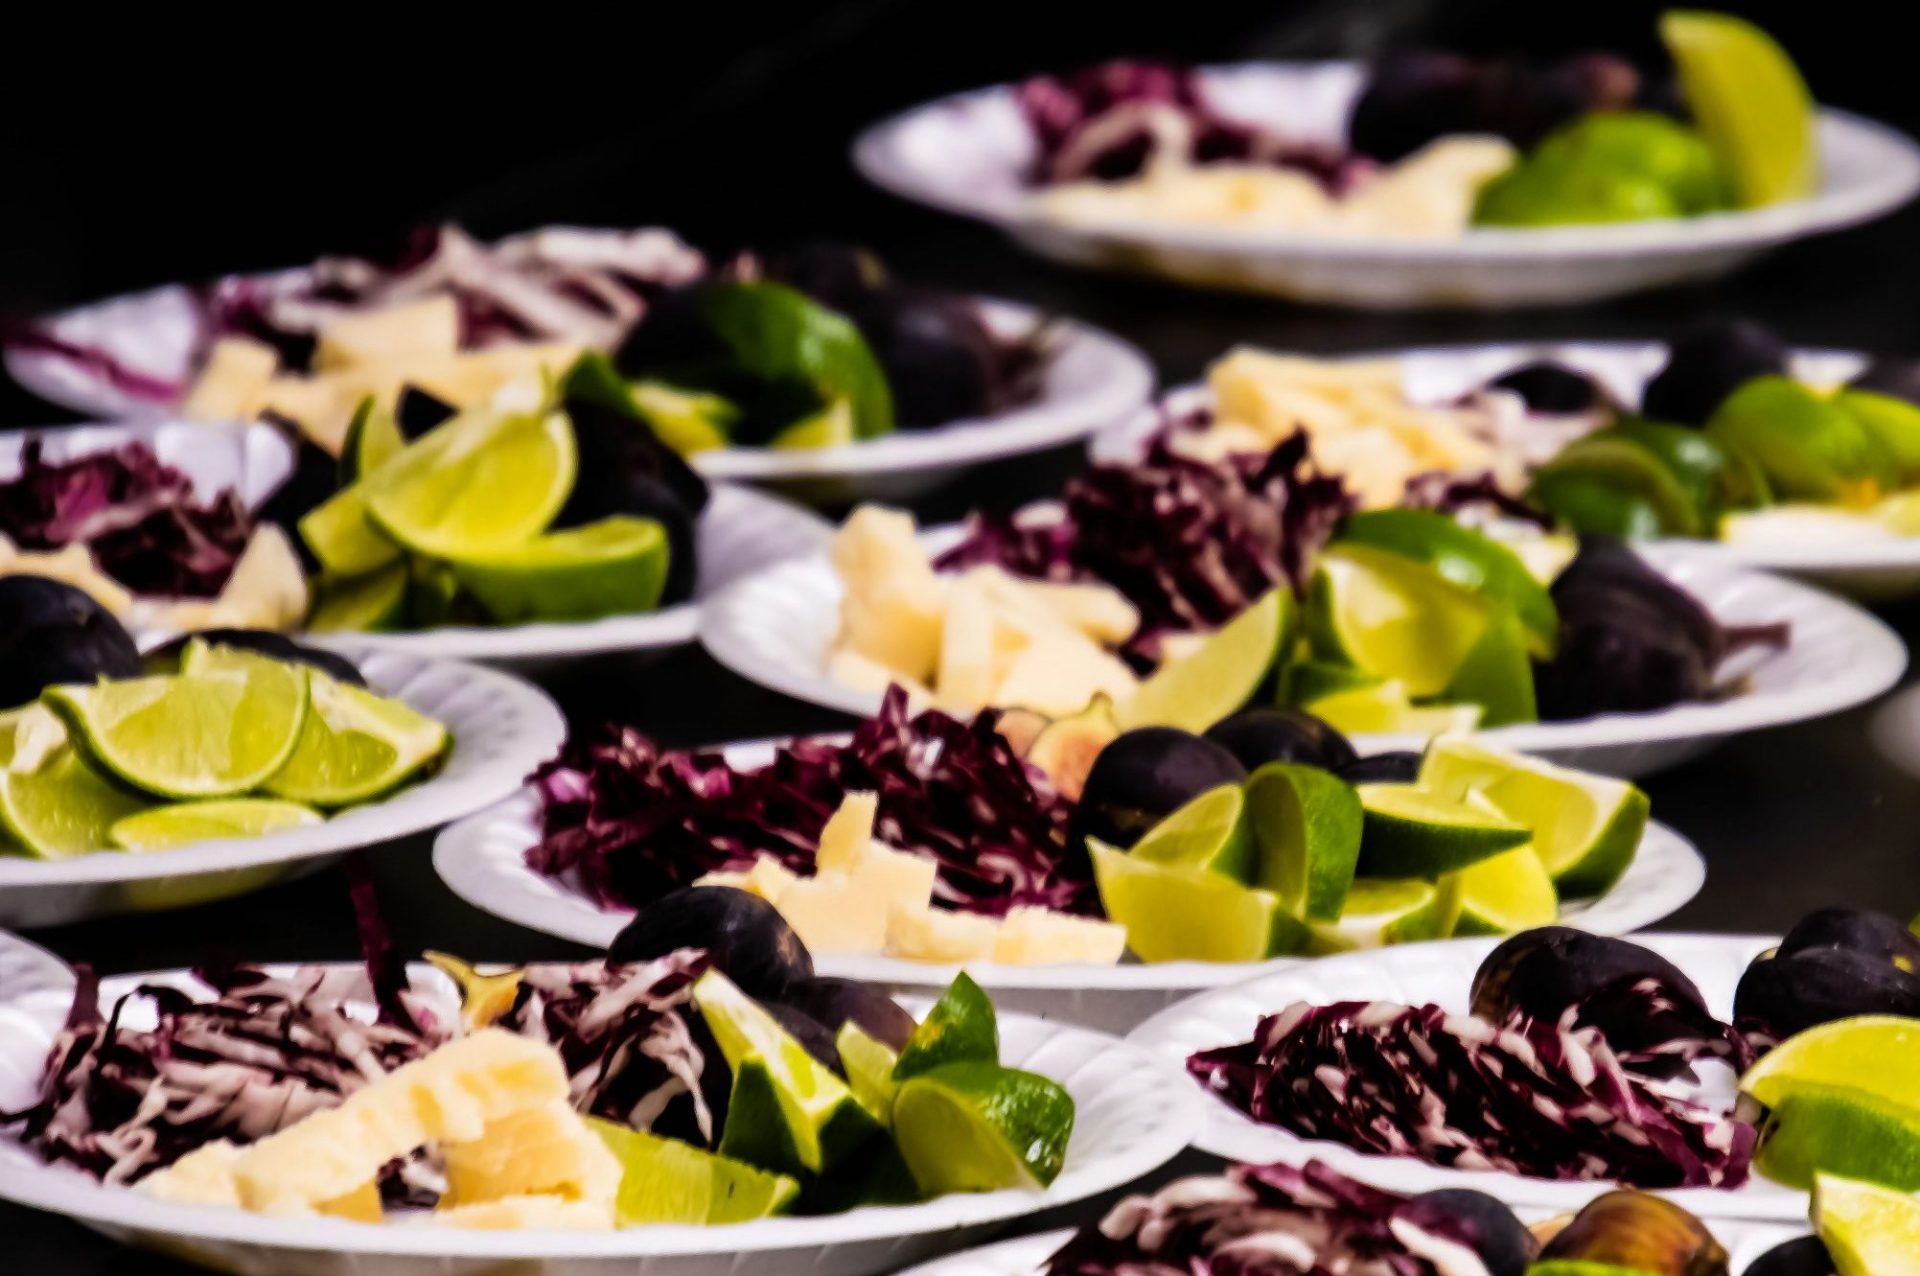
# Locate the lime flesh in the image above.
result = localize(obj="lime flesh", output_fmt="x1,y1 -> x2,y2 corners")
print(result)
1756,1083 -> 1920,1191
1439,608 -> 1537,728
1307,547 -> 1487,697
892,1060 -> 1074,1193
589,1117 -> 798,1225
834,1022 -> 900,1124
1335,510 -> 1557,657
307,562 -> 410,633
1310,876 -> 1463,953
366,409 -> 577,558
1660,10 -> 1817,208
1742,1016 -> 1920,1113
1357,784 -> 1532,878
630,380 -> 737,455
1301,678 -> 1483,738
1090,842 -> 1308,963
1123,588 -> 1291,733
1244,761 -> 1362,922
1127,784 -> 1254,882
1815,1172 -> 1920,1276
0,747 -> 151,858
109,798 -> 321,851
771,398 -> 857,450
1451,844 -> 1559,936
261,673 -> 448,807
449,516 -> 669,624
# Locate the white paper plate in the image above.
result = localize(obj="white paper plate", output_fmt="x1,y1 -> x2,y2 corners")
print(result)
1870,681 -> 1920,782
1094,345 -> 1920,597
855,62 -> 1920,309
890,1220 -> 1812,1275
431,756 -> 1701,1034
0,644 -> 565,928
0,954 -> 1199,1276
698,525 -> 1905,778
1126,933 -> 1812,1222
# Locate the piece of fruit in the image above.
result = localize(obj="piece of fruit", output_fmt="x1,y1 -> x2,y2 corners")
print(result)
1742,1016 -> 1920,1112
891,1061 -> 1074,1194
612,887 -> 813,1000
306,563 -> 410,633
1533,1189 -> 1730,1272
1838,388 -> 1920,484
1120,589 -> 1292,733
1336,751 -> 1423,786
1127,784 -> 1254,882
45,660 -> 309,801
1451,844 -> 1559,936
1025,694 -> 1121,802
1298,678 -> 1484,739
1814,1171 -> 1920,1276
1528,111 -> 1728,214
1356,784 -> 1532,878
1307,546 -> 1489,698
108,798 -> 320,851
589,1117 -> 797,1225
145,630 -> 366,687
1756,1083 -> 1920,1191
1642,316 -> 1791,426
1309,876 -> 1463,952
834,1022 -> 901,1124
365,409 -> 577,559
1280,659 -> 1384,708
892,972 -> 997,1081
1529,433 -> 1703,536
1439,607 -> 1537,728
448,516 -> 669,624
0,577 -> 143,711
1706,376 -> 1895,505
1474,162 -> 1682,227
0,745 -> 151,858
770,399 -> 857,450
1660,9 -> 1817,208
778,977 -> 917,1053
1335,510 -> 1557,656
629,380 -> 739,455
697,281 -> 895,439
1244,761 -> 1362,922
1418,737 -> 1650,896
340,396 -> 408,484
1745,1236 -> 1837,1276
1069,727 -> 1246,851
1090,841 -> 1308,963
1203,707 -> 1357,774
1470,928 -> 1710,1040
694,970 -> 880,1175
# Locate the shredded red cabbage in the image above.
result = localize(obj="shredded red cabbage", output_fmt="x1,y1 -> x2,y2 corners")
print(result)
529,685 -> 1090,917
937,434 -> 1353,662
1189,996 -> 1756,1190
0,439 -> 253,598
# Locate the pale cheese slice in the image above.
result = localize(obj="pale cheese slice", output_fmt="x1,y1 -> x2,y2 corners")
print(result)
815,791 -> 878,875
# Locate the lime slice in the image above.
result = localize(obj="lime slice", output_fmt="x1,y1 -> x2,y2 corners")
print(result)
1528,434 -> 1704,537
1282,660 -> 1383,707
1451,844 -> 1559,936
1128,784 -> 1254,882
307,562 -> 410,634
1357,784 -> 1532,878
892,1060 -> 1074,1193
1815,1172 -> 1920,1276
109,798 -> 321,851
1300,678 -> 1483,738
1306,547 -> 1488,697
1440,607 -> 1537,728
1244,761 -> 1362,922
341,396 -> 406,483
1743,1016 -> 1920,1112
893,972 -> 998,1081
770,399 -> 856,450
694,970 -> 879,1175
366,409 -> 577,558
834,1022 -> 900,1125
1090,841 -> 1309,963
1660,10 -> 1816,208
1707,377 -> 1895,506
1335,511 -> 1557,657
46,661 -> 309,800
700,282 -> 894,438
299,483 -> 403,577
588,1117 -> 798,1225
0,746 -> 150,858
1419,738 -> 1649,896
1609,416 -> 1771,520
1310,876 -> 1463,953
449,516 -> 668,624
1123,589 -> 1292,733
1755,1082 -> 1920,1191
631,380 -> 738,455
1841,390 -> 1920,485
257,674 -> 447,807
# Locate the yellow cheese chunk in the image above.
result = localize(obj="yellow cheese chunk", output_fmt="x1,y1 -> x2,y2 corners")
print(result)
815,792 -> 878,875
441,1099 -> 622,1210
993,630 -> 1138,718
772,874 -> 889,955
885,904 -> 1000,963
181,337 -> 281,423
991,907 -> 1128,966
314,296 -> 460,370
851,841 -> 938,918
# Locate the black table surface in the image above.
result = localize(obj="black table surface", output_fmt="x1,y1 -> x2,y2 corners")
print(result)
11,190 -> 1920,1273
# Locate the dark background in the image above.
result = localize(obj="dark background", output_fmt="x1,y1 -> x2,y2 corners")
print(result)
7,1 -> 1920,1269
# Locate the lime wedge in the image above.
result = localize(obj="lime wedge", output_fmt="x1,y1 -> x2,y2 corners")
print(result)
1307,547 -> 1488,697
46,661 -> 309,800
1755,1082 -> 1920,1191
1310,876 -> 1463,953
1090,841 -> 1309,963
307,562 -> 410,634
366,409 -> 577,558
299,482 -> 403,577
1451,844 -> 1559,936
1842,390 -> 1920,485
892,1061 -> 1074,1193
1529,431 -> 1704,535
700,282 -> 894,438
341,396 -> 406,483
1815,1172 -> 1920,1276
893,973 -> 998,1081
1123,589 -> 1292,733
1300,677 -> 1483,738
1282,660 -> 1383,706
1660,10 -> 1817,208
694,970 -> 879,1175
588,1117 -> 798,1225
1707,377 -> 1895,506
1244,761 -> 1362,922
1440,607 -> 1537,728
630,380 -> 738,455
1357,784 -> 1532,878
1419,738 -> 1649,896
109,798 -> 321,851
1128,784 -> 1254,882
1336,511 -> 1557,657
771,399 -> 856,450
1743,1016 -> 1920,1113
258,675 -> 447,807
449,516 -> 669,624
0,746 -> 150,858
834,1022 -> 900,1124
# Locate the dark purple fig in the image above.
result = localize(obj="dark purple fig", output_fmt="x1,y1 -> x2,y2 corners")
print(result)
0,576 -> 144,708
1069,727 -> 1247,851
855,289 -> 1042,428
394,385 -> 457,438
765,1002 -> 841,1073
777,976 -> 916,1052
1735,945 -> 1920,1043
1471,928 -> 1713,1048
1777,907 -> 1920,967
143,628 -> 366,686
1850,358 -> 1920,408
1392,1189 -> 1536,1276
1744,1236 -> 1834,1276
253,416 -> 339,541
1641,319 -> 1790,426
1491,361 -> 1612,415
610,886 -> 813,1000
1536,1190 -> 1729,1272
1204,708 -> 1357,773
1336,751 -> 1424,786
1350,51 -> 1481,161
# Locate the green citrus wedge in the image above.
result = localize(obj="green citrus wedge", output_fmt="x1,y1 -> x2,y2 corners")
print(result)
1309,876 -> 1463,953
630,380 -> 738,455
306,562 -> 410,633
1299,677 -> 1484,738
1660,10 -> 1817,208
835,1022 -> 901,1125
771,399 -> 857,450
1127,784 -> 1254,882
1451,844 -> 1560,936
589,1117 -> 798,1225
893,973 -> 998,1081
0,745 -> 150,859
1742,1016 -> 1920,1113
1123,588 -> 1292,732
1307,546 -> 1488,697
1357,784 -> 1532,878
109,798 -> 321,851
1244,761 -> 1362,922
365,408 -> 577,558
449,516 -> 669,624
1755,1083 -> 1920,1192
1090,841 -> 1309,963
893,1061 -> 1074,1194
1335,510 -> 1558,657
1815,1172 -> 1920,1276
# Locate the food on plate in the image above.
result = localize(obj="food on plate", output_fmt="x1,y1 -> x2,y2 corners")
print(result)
0,893 -> 1077,1227
1014,12 -> 1811,238
1809,1172 -> 1920,1276
1,634 -> 447,859
1043,1156 -> 1733,1275
846,456 -> 1785,731
1189,910 -> 1920,1196
529,683 -> 1655,966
